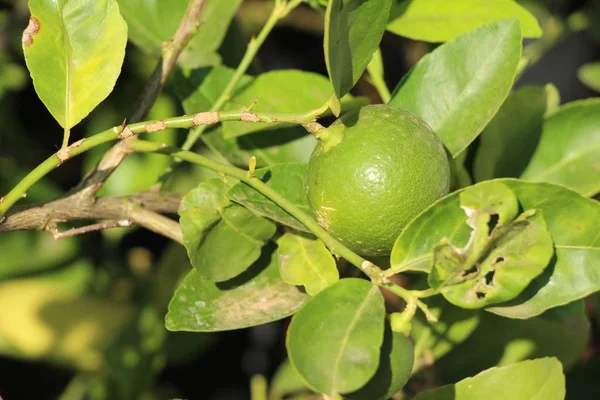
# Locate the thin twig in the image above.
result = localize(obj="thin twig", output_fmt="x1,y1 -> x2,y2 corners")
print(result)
78,0 -> 207,199
51,219 -> 133,239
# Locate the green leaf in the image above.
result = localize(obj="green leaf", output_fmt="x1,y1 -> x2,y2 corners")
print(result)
228,163 -> 311,232
389,19 -> 522,156
271,359 -> 311,398
577,62 -> 600,92
387,0 -> 542,42
179,179 -> 277,282
436,301 -> 589,383
345,324 -> 414,400
391,179 -> 600,319
221,70 -> 332,139
165,247 -> 310,332
413,358 -> 565,400
324,0 -> 393,99
520,99 -> 600,197
474,85 -> 553,181
118,0 -> 241,67
429,183 -> 554,309
276,231 -> 339,296
287,278 -> 385,395
23,0 -> 127,130
411,301 -> 481,372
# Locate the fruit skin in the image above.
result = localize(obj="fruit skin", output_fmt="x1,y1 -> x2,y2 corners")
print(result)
306,105 -> 450,256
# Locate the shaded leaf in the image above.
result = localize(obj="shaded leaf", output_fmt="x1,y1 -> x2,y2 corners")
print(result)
577,62 -> 600,92
391,179 -> 600,319
118,0 -> 241,67
521,99 -> 600,197
324,0 -> 392,99
23,0 -> 127,129
389,19 -> 522,156
287,278 -> 385,395
228,163 -> 311,232
345,324 -> 414,400
387,0 -> 541,42
276,231 -> 339,296
165,247 -> 310,332
474,85 -> 552,181
412,358 -> 565,400
179,179 -> 276,282
271,359 -> 311,398
221,70 -> 331,139
436,300 -> 589,383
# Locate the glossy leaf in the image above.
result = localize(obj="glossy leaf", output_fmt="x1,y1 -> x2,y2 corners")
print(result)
387,0 -> 541,42
577,62 -> 600,92
437,301 -> 589,383
389,19 -> 522,156
413,358 -> 565,400
166,248 -> 310,332
474,85 -> 552,181
429,181 -> 554,308
521,99 -> 600,197
324,0 -> 392,99
391,179 -> 600,318
221,70 -> 331,139
228,163 -> 311,232
287,278 -> 385,395
277,231 -> 339,296
179,179 -> 276,282
23,0 -> 127,129
345,324 -> 414,400
118,0 -> 241,67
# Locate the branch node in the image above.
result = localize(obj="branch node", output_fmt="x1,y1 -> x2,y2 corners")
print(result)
118,127 -> 134,139
145,120 -> 168,133
193,111 -> 220,125
240,111 -> 260,123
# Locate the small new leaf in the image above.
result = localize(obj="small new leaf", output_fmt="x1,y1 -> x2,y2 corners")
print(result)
277,231 -> 339,296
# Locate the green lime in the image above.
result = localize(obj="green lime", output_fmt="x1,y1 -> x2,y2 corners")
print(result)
306,105 -> 451,256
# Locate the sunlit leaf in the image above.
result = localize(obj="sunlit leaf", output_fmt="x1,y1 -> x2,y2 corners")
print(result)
577,62 -> 600,92
23,0 -> 127,130
387,0 -> 541,42
287,278 -> 385,395
389,19 -> 521,156
521,99 -> 600,197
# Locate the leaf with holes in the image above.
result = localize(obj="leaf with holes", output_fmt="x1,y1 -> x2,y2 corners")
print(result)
179,179 -> 277,282
287,278 -> 385,396
391,179 -> 600,318
412,357 -> 565,400
324,0 -> 393,99
276,230 -> 339,296
228,163 -> 311,232
521,99 -> 600,197
389,19 -> 521,156
430,183 -> 554,308
387,0 -> 541,42
22,0 -> 127,132
165,247 -> 310,332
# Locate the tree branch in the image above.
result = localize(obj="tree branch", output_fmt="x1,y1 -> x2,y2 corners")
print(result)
0,190 -> 183,243
78,0 -> 207,198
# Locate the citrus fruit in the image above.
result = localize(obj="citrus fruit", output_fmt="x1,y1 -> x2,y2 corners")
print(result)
305,105 -> 450,256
